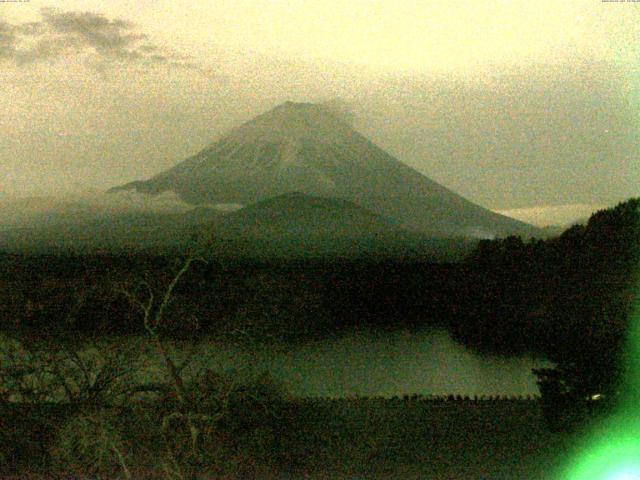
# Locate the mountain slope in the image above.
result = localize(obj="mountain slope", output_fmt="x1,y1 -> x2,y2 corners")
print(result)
111,101 -> 538,238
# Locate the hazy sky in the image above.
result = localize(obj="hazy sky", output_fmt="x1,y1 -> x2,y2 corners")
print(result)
1,0 -> 639,209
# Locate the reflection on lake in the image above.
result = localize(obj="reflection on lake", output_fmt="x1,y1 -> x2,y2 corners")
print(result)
176,329 -> 551,398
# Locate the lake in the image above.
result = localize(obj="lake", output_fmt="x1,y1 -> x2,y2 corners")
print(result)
157,328 -> 551,398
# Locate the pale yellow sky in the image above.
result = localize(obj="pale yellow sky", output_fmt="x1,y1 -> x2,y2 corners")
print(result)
3,0 -> 639,74
1,0 -> 639,208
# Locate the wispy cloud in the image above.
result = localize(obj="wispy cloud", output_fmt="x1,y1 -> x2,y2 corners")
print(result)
0,21 -> 17,59
0,8 -> 209,75
40,8 -> 146,59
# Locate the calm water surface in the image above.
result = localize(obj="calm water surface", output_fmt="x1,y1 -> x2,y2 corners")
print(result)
161,329 -> 550,398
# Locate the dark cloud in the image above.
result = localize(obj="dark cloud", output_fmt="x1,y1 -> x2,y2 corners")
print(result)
40,8 -> 146,57
138,44 -> 159,53
0,21 -> 17,59
0,8 -> 207,74
14,21 -> 47,36
14,37 -> 75,65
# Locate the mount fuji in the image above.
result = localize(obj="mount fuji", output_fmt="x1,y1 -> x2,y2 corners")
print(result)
112,101 -> 536,239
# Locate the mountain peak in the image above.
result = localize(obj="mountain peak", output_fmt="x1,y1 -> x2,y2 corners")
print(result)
227,101 -> 354,144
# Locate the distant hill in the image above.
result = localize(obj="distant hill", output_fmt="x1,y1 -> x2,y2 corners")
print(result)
0,193 -> 474,260
0,192 -> 219,254
216,192 -> 403,237
197,192 -> 477,260
112,101 -> 539,239
0,211 -> 194,254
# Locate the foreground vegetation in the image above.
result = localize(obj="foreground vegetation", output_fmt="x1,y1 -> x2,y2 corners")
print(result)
0,330 -> 561,479
3,391 -> 573,479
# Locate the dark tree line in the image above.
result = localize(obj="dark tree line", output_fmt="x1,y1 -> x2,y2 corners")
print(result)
460,199 -> 639,429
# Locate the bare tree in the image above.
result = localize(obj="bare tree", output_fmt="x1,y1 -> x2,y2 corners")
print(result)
121,253 -> 239,479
